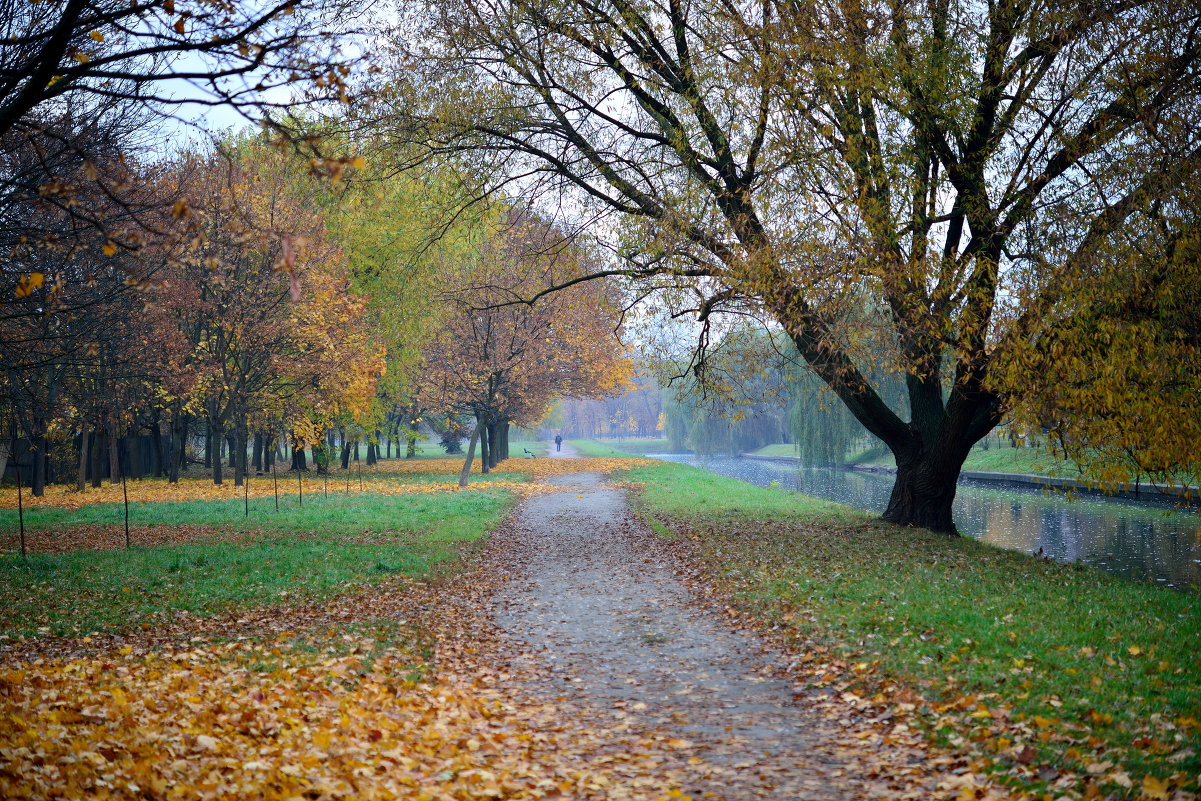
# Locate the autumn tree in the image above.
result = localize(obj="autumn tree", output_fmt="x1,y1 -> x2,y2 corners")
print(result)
161,141 -> 383,486
389,0 -> 1201,531
418,208 -> 632,482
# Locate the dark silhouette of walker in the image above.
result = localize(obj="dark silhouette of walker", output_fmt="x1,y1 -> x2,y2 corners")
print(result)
554,434 -> 562,452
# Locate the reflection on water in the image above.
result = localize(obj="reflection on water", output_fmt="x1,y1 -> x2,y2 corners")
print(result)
651,454 -> 1201,590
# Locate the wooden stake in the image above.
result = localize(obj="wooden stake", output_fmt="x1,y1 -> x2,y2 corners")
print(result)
297,467 -> 303,506
121,469 -> 130,548
272,460 -> 280,512
16,465 -> 26,559
244,474 -> 249,517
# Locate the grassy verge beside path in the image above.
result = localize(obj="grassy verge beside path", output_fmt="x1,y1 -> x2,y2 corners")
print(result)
1,488 -> 513,640
598,448 -> 1200,799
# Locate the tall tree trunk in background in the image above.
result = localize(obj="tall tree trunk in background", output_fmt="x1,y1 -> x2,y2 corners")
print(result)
340,434 -> 350,470
30,418 -> 48,497
152,417 -> 164,477
501,423 -> 510,461
291,440 -> 307,471
168,415 -> 188,484
129,434 -> 143,480
91,425 -> 103,487
108,423 -> 120,484
234,416 -> 248,487
76,424 -> 90,491
252,432 -> 263,474
204,428 -> 212,470
458,425 -> 481,487
479,417 -> 490,474
210,421 -> 224,485
353,440 -> 360,462
227,435 -> 237,468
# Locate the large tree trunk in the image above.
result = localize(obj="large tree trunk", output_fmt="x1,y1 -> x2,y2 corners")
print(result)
291,441 -> 307,471
485,422 -> 497,469
881,451 -> 964,533
340,433 -> 351,470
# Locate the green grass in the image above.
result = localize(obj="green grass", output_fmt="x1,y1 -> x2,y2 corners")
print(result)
0,489 -> 512,639
0,488 -> 509,541
616,458 -> 1201,793
620,459 -> 857,523
572,438 -> 673,456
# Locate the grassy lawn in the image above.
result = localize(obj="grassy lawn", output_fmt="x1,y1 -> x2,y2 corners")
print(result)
843,441 -> 1081,477
614,457 -> 1201,796
573,437 -> 673,456
0,488 -> 512,640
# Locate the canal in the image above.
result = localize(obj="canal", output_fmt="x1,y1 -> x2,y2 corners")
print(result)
649,454 -> 1201,590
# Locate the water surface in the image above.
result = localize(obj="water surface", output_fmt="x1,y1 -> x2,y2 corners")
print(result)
651,454 -> 1201,590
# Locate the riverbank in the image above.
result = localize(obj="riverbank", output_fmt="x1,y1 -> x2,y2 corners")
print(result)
740,452 -> 1198,504
571,441 -> 1201,800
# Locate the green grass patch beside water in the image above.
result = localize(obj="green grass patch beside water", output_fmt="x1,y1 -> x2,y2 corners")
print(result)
572,438 -> 674,456
0,489 -> 512,639
616,458 -> 1200,792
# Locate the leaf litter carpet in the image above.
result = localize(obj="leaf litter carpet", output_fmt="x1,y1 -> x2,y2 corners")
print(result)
0,465 -> 988,800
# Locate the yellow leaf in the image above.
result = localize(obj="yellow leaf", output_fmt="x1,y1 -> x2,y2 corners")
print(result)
351,156 -> 366,169
1142,775 -> 1170,800
173,17 -> 185,34
14,273 -> 44,298
1127,645 -> 1142,657
103,240 -> 117,257
90,31 -> 105,42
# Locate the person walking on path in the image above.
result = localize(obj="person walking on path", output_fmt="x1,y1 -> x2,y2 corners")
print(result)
554,433 -> 562,452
